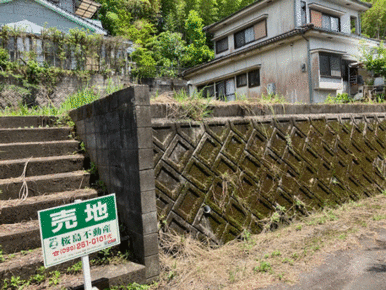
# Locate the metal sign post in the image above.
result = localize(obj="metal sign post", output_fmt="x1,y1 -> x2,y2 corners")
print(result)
82,254 -> 93,290
74,199 -> 93,290
38,194 -> 120,288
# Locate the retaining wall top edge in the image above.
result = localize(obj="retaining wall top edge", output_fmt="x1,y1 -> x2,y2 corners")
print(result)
151,112 -> 386,125
69,85 -> 150,121
150,103 -> 386,120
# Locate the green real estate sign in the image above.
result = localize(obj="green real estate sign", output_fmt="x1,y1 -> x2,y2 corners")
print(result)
38,194 -> 120,268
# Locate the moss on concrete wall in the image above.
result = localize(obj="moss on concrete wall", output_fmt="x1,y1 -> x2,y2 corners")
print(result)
153,112 -> 386,243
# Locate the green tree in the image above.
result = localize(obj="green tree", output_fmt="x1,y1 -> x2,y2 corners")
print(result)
152,31 -> 186,67
361,42 -> 386,78
160,0 -> 176,19
239,0 -> 255,9
159,0 -> 186,33
131,45 -> 157,77
217,0 -> 241,19
362,0 -> 386,39
97,0 -> 133,36
183,10 -> 214,67
185,0 -> 200,17
198,0 -> 218,26
96,0 -> 159,41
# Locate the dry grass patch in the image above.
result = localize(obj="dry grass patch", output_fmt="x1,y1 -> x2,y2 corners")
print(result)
154,194 -> 386,290
150,91 -> 288,121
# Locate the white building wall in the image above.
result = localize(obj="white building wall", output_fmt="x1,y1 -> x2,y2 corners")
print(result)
294,0 -> 362,33
188,0 -> 377,104
308,34 -> 378,102
190,38 -> 310,103
213,0 -> 295,58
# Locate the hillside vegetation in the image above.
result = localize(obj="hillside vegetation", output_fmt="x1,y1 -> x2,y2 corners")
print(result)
94,0 -> 385,78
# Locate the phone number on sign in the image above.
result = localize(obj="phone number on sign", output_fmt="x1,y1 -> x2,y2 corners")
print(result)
53,234 -> 113,257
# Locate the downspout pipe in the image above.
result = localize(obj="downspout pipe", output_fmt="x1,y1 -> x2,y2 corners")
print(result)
301,32 -> 314,104
294,0 -> 298,28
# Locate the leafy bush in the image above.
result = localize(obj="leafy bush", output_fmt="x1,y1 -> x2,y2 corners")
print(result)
254,261 -> 272,273
361,42 -> 386,79
0,48 -> 9,70
325,93 -> 352,104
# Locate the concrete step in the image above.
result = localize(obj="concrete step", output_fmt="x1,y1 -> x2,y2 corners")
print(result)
0,155 -> 85,180
0,116 -> 57,129
0,127 -> 72,144
0,189 -> 98,224
0,140 -> 80,160
0,171 -> 91,200
0,220 -> 40,254
0,248 -> 91,284
50,262 -> 146,290
0,248 -> 48,283
0,249 -> 145,288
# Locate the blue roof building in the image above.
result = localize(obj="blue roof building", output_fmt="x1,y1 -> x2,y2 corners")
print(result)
0,0 -> 107,35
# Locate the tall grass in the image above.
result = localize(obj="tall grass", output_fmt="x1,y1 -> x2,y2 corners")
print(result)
260,93 -> 286,104
60,87 -> 101,113
0,104 -> 60,116
104,78 -> 124,95
172,89 -> 212,121
0,87 -> 99,117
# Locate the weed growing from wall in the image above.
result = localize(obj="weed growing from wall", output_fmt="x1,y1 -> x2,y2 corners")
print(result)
170,90 -> 212,121
325,93 -> 353,104
259,93 -> 286,104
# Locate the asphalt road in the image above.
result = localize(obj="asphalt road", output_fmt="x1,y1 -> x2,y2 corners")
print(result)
262,228 -> 386,290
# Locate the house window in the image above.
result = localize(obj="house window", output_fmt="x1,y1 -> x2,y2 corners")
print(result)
350,16 -> 358,34
341,60 -> 350,82
216,81 -> 226,99
216,78 -> 235,100
236,73 -> 247,87
216,37 -> 228,54
7,37 -> 15,61
248,69 -> 260,87
301,2 -> 307,25
199,84 -> 215,98
311,10 -> 340,32
234,20 -> 267,49
319,53 -> 342,78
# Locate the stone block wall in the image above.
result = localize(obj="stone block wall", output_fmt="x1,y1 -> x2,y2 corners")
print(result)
139,77 -> 187,97
153,111 -> 386,243
69,86 -> 159,282
69,91 -> 386,283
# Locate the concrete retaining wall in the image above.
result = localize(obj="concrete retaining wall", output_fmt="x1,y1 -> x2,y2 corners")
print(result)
0,74 -> 131,109
70,90 -> 386,283
152,104 -> 386,243
0,76 -> 187,109
69,86 -> 159,282
139,78 -> 187,97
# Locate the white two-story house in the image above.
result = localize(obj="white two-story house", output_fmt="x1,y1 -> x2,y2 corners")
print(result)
183,0 -> 379,103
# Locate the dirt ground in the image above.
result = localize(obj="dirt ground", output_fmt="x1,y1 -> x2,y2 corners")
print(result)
262,227 -> 386,290
155,194 -> 386,290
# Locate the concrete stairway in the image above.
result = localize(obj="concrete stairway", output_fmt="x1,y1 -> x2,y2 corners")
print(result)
0,117 -> 145,288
